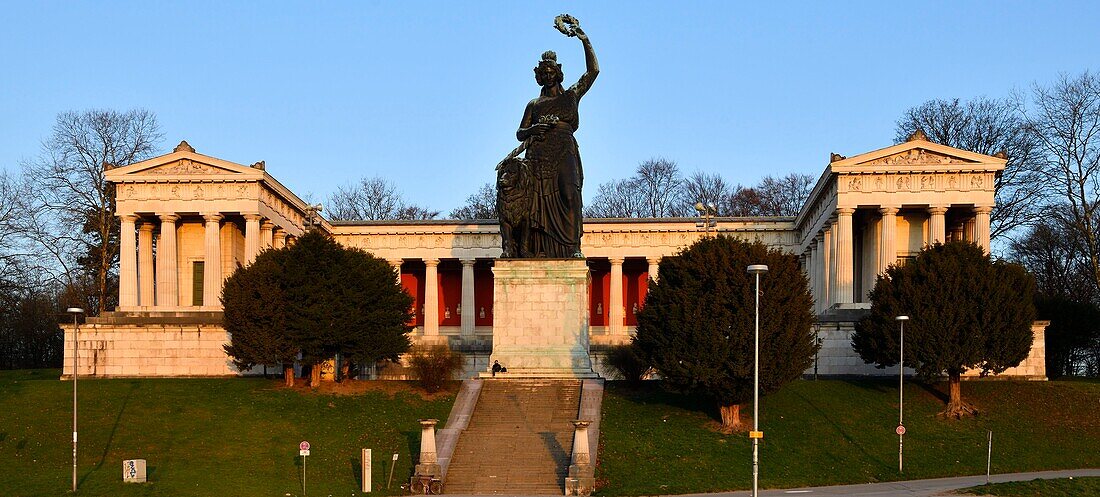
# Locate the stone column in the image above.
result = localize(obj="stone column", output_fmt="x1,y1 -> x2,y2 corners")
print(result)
929,206 -> 948,245
138,221 -> 155,307
203,213 -> 223,308
609,257 -> 625,335
272,228 -> 286,249
260,220 -> 274,251
815,233 -> 825,313
824,224 -> 835,310
460,259 -> 476,337
118,215 -> 139,309
244,214 -> 262,264
423,259 -> 440,336
156,214 -> 179,307
974,205 -> 992,253
388,259 -> 403,284
835,208 -> 854,305
878,206 -> 898,274
414,419 -> 441,477
646,257 -> 661,282
805,247 -> 815,310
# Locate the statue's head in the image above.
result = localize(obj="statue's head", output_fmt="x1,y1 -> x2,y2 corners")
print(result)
534,50 -> 564,87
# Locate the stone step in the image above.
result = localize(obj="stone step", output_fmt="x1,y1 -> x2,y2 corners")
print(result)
443,380 -> 581,495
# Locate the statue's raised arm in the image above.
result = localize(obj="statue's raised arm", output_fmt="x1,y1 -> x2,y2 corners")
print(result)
557,15 -> 599,99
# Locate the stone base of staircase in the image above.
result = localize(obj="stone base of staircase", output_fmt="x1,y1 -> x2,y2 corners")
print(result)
477,368 -> 601,379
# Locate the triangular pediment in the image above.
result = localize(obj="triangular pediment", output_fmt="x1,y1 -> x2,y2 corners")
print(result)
830,138 -> 1006,170
106,142 -> 264,181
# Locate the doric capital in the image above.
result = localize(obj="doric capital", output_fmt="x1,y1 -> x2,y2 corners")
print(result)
202,213 -> 223,223
878,206 -> 900,216
460,258 -> 476,267
424,259 -> 439,268
928,206 -> 949,215
260,220 -> 276,230
836,207 -> 856,216
243,213 -> 263,222
974,205 -> 993,214
646,256 -> 662,265
388,259 -> 404,268
138,220 -> 156,232
120,214 -> 139,223
157,213 -> 180,224
609,257 -> 625,265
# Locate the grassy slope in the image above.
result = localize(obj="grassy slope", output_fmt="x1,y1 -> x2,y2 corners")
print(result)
0,370 -> 453,497
597,379 -> 1100,495
959,477 -> 1100,496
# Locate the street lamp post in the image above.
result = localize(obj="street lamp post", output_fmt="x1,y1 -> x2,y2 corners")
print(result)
746,264 -> 768,497
896,315 -> 909,473
694,202 -> 717,237
67,307 -> 85,492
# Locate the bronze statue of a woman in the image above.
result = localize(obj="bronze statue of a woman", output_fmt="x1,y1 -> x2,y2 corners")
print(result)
497,15 -> 599,258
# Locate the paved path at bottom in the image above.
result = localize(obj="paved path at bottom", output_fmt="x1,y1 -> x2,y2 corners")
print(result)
680,469 -> 1100,497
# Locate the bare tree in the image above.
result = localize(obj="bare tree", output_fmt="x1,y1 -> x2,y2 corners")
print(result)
325,176 -> 440,221
896,97 -> 1042,240
726,185 -> 766,217
1025,72 -> 1100,290
21,109 -> 162,315
681,171 -> 734,215
755,173 -> 815,216
586,178 -> 645,218
449,183 -> 497,220
634,158 -> 685,217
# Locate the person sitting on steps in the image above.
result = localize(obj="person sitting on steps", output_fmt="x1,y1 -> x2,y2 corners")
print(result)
491,360 -> 507,377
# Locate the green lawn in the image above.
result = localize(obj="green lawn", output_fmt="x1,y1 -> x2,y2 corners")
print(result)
0,369 -> 453,497
3,371 -> 1097,497
959,477 -> 1100,496
596,378 -> 1100,495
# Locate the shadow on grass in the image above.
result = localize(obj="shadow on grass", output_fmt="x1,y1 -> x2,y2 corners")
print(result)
607,381 -> 721,422
917,381 -> 950,404
836,376 -> 894,394
790,387 -> 889,470
79,380 -> 139,487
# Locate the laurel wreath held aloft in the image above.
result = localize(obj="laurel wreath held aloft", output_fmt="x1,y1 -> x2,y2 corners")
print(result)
554,14 -> 580,37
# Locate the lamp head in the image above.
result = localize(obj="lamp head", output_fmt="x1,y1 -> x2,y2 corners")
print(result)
746,264 -> 769,274
694,202 -> 705,213
895,315 -> 909,321
66,307 -> 85,315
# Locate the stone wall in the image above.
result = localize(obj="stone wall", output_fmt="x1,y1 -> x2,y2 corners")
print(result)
61,323 -> 242,377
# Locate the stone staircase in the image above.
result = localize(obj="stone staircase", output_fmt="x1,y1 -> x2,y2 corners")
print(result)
444,380 -> 581,495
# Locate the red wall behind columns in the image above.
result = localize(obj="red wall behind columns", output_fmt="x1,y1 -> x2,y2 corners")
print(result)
400,262 -> 425,326
624,259 -> 649,326
589,260 -> 610,326
438,263 -> 461,326
474,264 -> 494,326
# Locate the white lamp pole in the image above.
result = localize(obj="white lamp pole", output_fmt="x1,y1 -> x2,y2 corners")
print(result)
746,264 -> 768,497
896,315 -> 909,473
67,307 -> 85,492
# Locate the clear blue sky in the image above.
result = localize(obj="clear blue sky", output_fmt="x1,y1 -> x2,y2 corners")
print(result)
3,1 -> 1099,214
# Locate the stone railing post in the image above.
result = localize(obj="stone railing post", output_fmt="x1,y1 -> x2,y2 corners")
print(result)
415,419 -> 441,478
565,420 -> 594,496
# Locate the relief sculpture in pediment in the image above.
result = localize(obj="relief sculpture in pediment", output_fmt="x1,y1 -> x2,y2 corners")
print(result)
146,160 -> 222,175
865,148 -> 970,166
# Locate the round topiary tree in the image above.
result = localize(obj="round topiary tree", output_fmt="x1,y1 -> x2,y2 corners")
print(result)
634,235 -> 817,431
223,230 -> 414,387
853,241 -> 1036,417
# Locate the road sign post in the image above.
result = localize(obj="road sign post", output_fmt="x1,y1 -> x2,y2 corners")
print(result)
387,453 -> 398,489
300,441 -> 310,496
363,448 -> 371,493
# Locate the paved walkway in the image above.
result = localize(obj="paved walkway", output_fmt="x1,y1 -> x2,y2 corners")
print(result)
442,468 -> 1100,496
683,469 -> 1100,497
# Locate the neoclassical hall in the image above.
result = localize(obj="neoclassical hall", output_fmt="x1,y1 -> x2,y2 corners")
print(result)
61,132 -> 1047,380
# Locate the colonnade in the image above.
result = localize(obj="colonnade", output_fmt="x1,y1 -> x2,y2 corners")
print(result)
804,204 -> 991,312
118,213 -> 294,310
386,255 -> 662,339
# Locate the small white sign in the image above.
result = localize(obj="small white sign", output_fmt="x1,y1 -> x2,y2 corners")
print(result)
392,453 -> 399,462
300,449 -> 310,456
122,459 -> 147,483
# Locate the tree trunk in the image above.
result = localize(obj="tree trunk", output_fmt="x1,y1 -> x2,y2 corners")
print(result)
946,372 -> 965,417
309,363 -> 321,388
719,404 -> 743,432
339,362 -> 350,382
283,365 -> 295,388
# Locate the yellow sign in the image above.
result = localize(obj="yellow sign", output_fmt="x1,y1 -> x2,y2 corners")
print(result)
749,431 -> 764,439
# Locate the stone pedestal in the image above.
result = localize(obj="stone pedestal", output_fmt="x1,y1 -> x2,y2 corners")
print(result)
565,420 -> 595,496
414,419 -> 441,477
483,259 -> 598,378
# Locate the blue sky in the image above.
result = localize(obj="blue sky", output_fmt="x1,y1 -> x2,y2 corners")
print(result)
3,1 -> 1099,213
